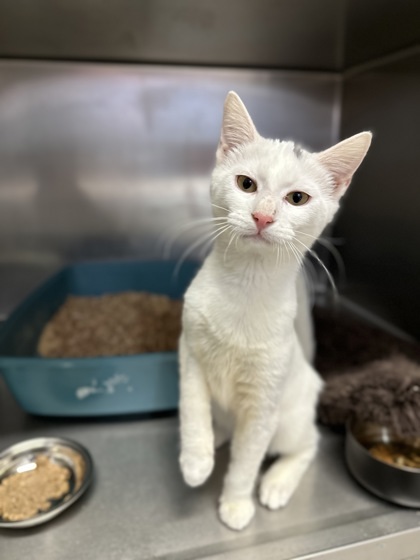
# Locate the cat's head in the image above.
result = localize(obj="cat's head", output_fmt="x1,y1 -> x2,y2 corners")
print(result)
211,91 -> 371,258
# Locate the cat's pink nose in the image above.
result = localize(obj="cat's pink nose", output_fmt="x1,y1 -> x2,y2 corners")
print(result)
252,212 -> 274,231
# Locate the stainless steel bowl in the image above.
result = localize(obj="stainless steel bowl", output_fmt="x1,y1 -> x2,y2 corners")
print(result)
0,437 -> 93,528
346,421 -> 420,508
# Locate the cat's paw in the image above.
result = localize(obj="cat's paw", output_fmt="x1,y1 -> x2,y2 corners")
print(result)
218,497 -> 255,531
180,451 -> 214,487
259,473 -> 295,510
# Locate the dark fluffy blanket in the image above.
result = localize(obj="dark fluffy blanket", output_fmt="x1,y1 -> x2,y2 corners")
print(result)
314,306 -> 420,438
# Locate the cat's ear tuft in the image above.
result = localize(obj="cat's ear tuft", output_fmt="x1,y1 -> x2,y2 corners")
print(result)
317,132 -> 372,196
216,92 -> 258,162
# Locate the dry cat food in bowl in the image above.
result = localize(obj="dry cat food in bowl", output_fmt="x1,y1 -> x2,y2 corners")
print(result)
345,421 -> 420,507
0,437 -> 93,528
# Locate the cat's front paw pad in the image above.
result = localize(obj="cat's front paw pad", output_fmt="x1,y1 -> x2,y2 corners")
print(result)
259,475 -> 294,510
180,451 -> 214,487
218,497 -> 255,531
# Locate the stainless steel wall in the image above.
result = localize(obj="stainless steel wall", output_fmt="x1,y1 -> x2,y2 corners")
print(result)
0,62 -> 339,317
344,0 -> 420,68
335,50 -> 420,336
0,0 -> 345,70
1,0 -> 418,326
1,1 -> 418,71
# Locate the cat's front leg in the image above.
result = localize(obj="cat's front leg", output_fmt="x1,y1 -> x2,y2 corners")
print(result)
179,334 -> 214,487
219,404 -> 278,531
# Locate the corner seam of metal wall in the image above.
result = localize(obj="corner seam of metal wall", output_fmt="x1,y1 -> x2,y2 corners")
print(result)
331,76 -> 344,144
343,44 -> 420,81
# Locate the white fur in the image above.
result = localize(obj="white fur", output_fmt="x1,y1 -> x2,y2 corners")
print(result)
179,92 -> 371,531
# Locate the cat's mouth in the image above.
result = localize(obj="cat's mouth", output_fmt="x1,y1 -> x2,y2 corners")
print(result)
241,230 -> 294,249
244,232 -> 273,245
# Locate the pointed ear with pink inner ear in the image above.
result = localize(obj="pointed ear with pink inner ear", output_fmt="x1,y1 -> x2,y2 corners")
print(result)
216,91 -> 260,163
316,132 -> 373,198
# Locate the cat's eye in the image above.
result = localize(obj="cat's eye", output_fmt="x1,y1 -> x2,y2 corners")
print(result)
236,175 -> 257,193
286,191 -> 310,206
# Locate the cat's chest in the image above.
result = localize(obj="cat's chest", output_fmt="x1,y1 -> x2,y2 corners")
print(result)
197,327 -> 272,409
183,269 -> 297,408
192,312 -> 293,411
188,282 -> 294,347
184,286 -> 294,371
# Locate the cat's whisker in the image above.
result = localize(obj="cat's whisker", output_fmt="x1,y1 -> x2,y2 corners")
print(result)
198,239 -> 212,260
293,230 -> 342,299
176,224 -> 231,274
161,217 -> 228,256
211,203 -> 230,214
288,242 -> 305,267
174,224 -> 231,278
201,225 -> 233,260
290,244 -> 302,266
200,224 -> 237,261
223,227 -> 238,264
293,242 -> 308,269
295,247 -> 318,305
284,242 -> 292,263
276,245 -> 281,269
204,225 -> 234,258
300,262 -> 311,301
294,229 -> 346,283
292,237 -> 337,296
273,243 -> 284,269
292,246 -> 304,266
292,246 -> 318,305
283,241 -> 293,263
270,241 -> 277,265
317,239 -> 346,284
162,216 -> 229,258
302,256 -> 318,306
294,229 -> 343,247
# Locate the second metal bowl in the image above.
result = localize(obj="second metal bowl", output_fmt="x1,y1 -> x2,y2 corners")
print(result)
346,421 -> 420,508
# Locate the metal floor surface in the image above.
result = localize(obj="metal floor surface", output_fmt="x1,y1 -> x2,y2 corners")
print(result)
0,378 -> 419,560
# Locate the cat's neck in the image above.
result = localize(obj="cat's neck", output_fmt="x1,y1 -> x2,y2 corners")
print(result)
209,238 -> 301,293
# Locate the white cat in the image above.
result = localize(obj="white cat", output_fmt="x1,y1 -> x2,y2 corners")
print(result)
178,91 -> 371,531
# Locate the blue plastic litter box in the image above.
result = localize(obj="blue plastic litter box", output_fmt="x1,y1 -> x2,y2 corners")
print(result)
0,260 -> 198,416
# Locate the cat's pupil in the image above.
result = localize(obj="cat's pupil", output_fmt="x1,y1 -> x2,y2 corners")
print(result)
293,192 -> 303,204
243,178 -> 253,190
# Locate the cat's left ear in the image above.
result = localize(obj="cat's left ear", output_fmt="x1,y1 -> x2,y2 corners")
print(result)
316,132 -> 372,197
216,91 -> 259,162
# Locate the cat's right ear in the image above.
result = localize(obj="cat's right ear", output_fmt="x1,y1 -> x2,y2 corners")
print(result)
216,92 -> 258,162
316,132 -> 372,197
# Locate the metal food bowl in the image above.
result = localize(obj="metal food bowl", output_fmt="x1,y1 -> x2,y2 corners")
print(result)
0,437 -> 93,528
346,421 -> 420,508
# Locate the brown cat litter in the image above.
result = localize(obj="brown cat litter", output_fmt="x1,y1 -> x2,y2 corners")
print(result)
38,292 -> 183,358
0,455 -> 70,521
315,306 -> 420,439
